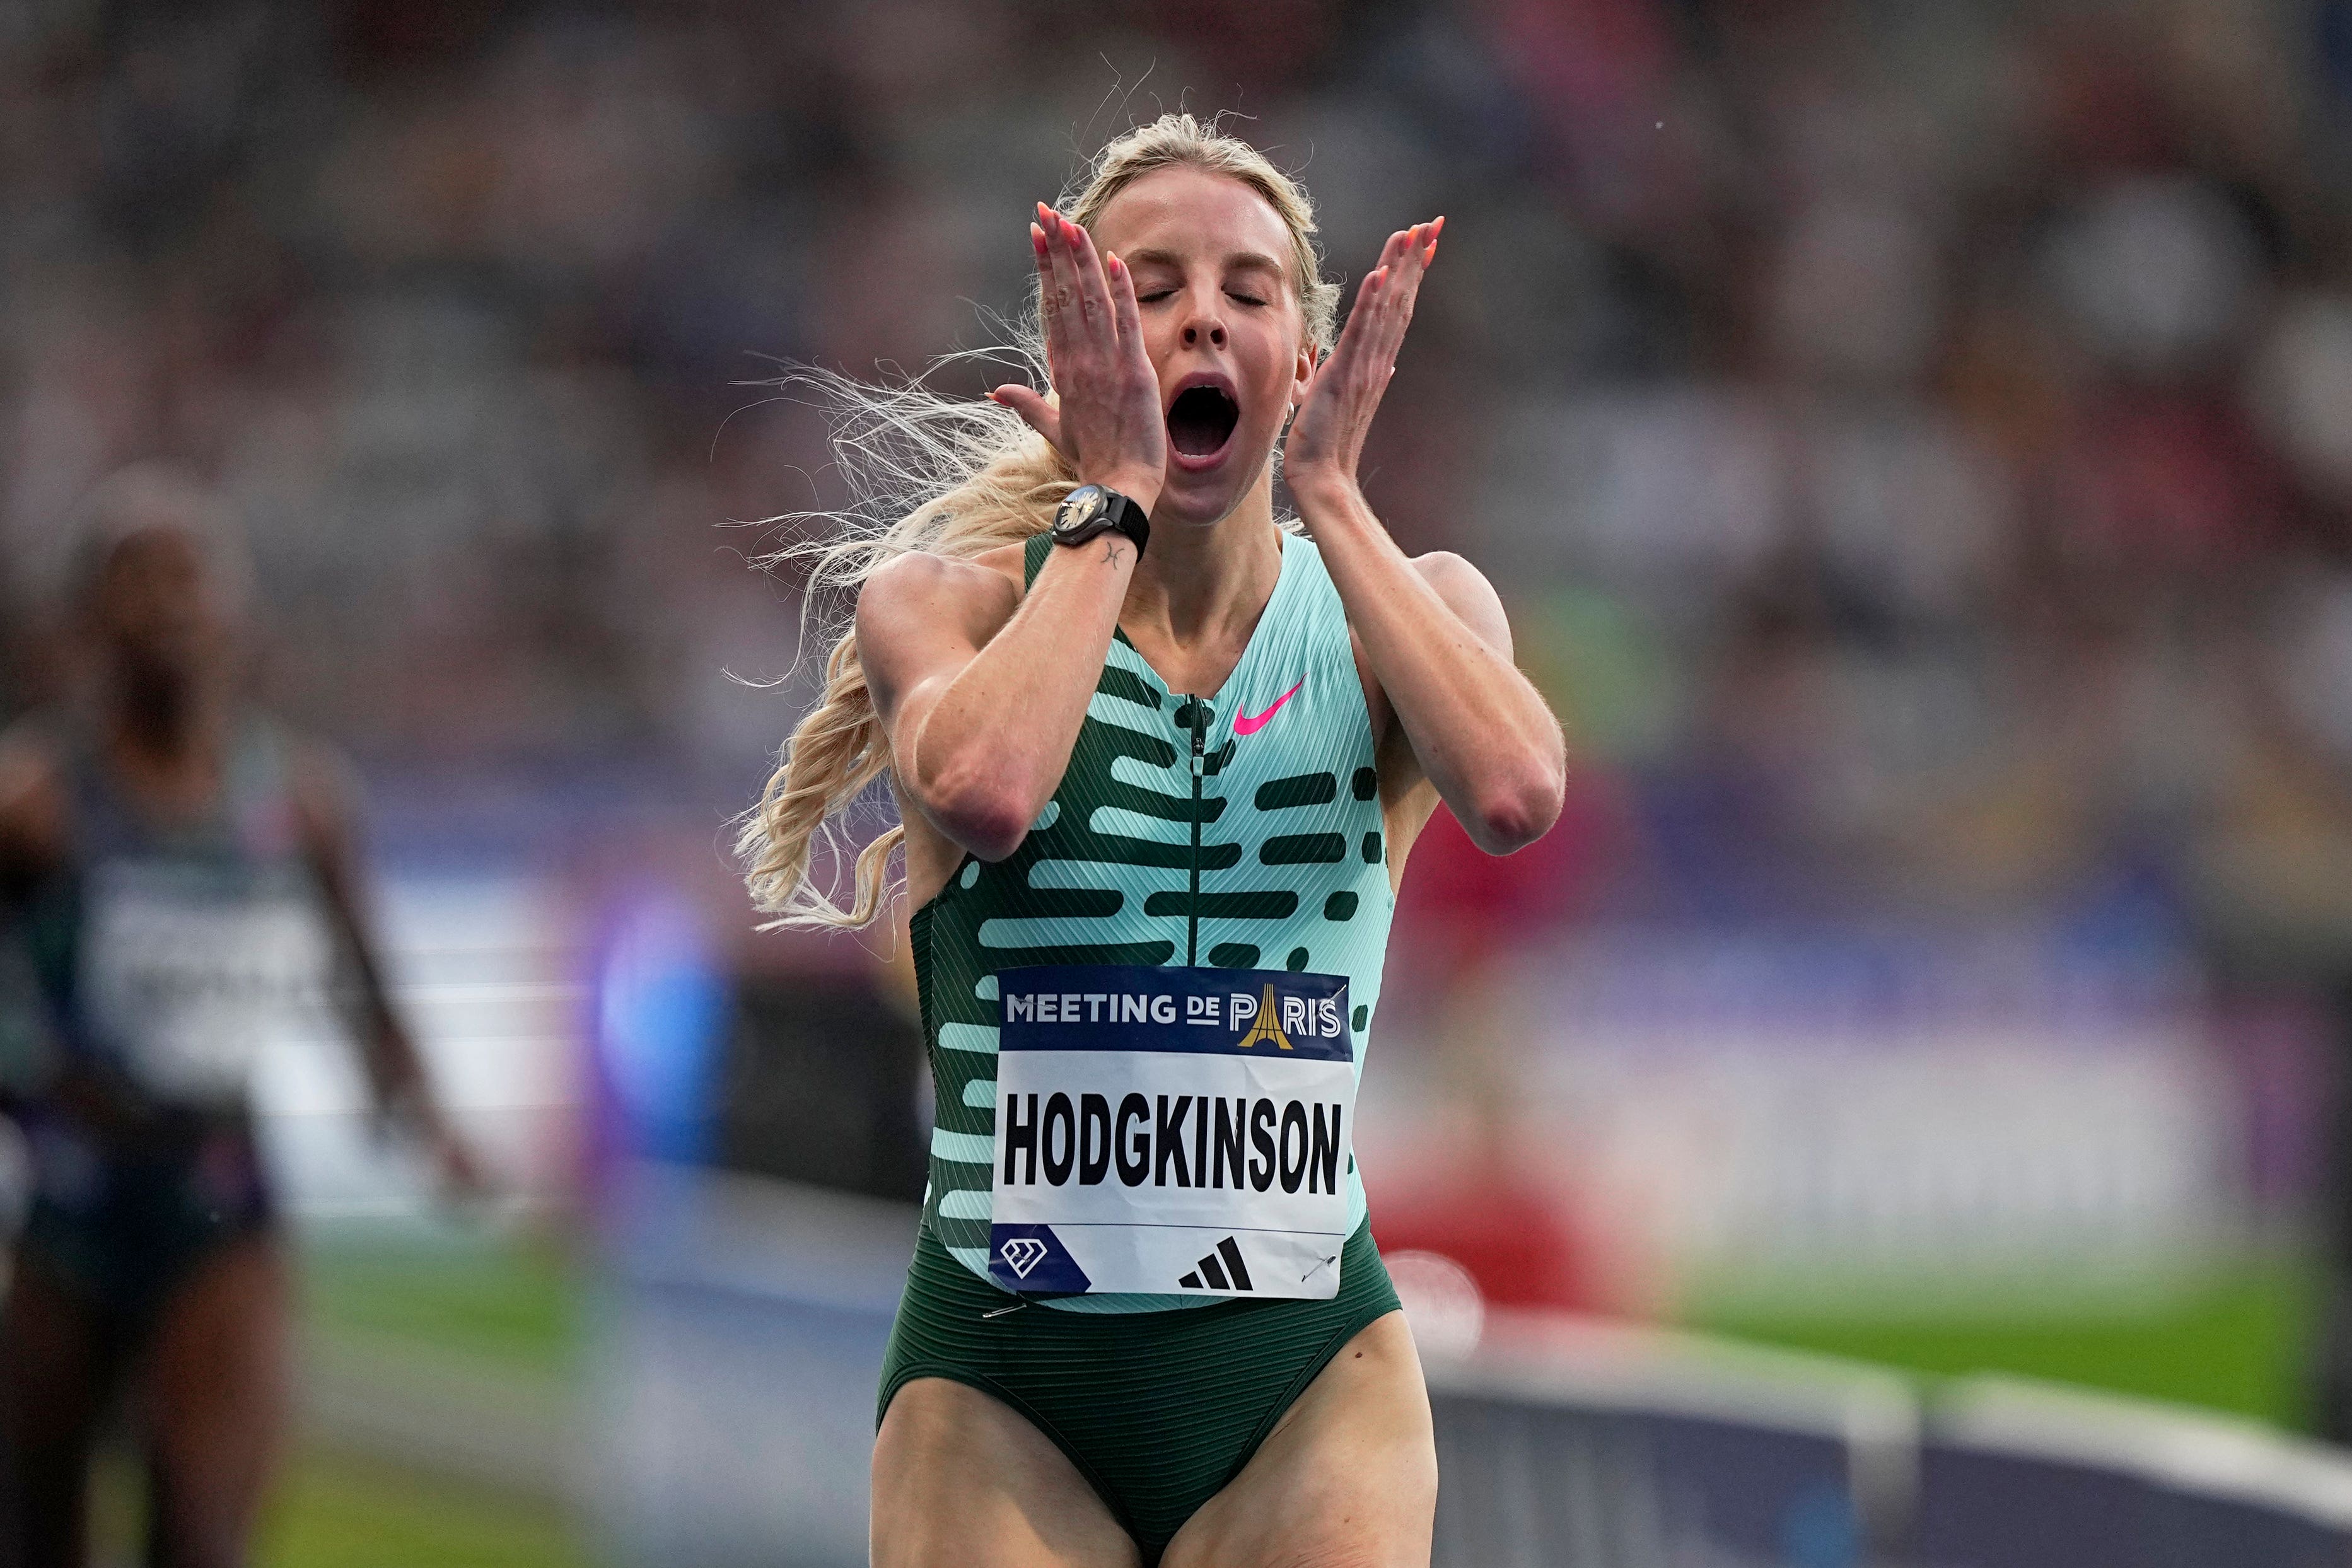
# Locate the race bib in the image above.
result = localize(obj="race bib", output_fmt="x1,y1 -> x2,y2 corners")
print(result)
78,859 -> 330,1100
989,964 -> 1355,1300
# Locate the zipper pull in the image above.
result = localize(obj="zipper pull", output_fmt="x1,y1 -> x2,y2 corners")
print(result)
1190,700 -> 1206,776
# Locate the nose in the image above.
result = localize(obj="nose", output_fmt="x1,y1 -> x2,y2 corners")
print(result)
1180,311 -> 1227,351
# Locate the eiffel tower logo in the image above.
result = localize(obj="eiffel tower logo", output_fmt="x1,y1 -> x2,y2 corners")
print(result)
1235,983 -> 1291,1050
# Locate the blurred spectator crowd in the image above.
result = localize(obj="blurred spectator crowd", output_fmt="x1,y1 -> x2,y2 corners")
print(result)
15,0 -> 2352,1445
8,0 -> 2352,963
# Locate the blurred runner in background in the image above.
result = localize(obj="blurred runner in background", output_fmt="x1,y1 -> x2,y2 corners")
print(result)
0,464 -> 480,1568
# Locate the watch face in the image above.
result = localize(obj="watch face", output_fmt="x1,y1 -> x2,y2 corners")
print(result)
1058,485 -> 1107,533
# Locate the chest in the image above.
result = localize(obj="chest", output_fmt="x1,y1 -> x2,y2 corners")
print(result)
1114,622 -> 1385,743
1114,615 -> 1262,705
1067,623 -> 1373,803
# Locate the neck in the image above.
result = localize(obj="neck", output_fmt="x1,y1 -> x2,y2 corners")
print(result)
1123,463 -> 1282,644
107,661 -> 223,772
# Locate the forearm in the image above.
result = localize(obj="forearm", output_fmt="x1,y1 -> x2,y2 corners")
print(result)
1292,473 -> 1564,850
904,535 -> 1138,850
346,985 -> 424,1106
316,864 -> 438,1125
342,982 -> 471,1172
359,1021 -> 441,1134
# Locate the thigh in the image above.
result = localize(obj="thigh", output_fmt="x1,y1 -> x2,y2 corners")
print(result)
1,1257 -> 114,1568
1162,1311 -> 1436,1568
140,1234 -> 291,1568
873,1376 -> 1139,1568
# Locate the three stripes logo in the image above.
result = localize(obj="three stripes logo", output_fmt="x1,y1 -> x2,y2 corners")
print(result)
1178,1236 -> 1255,1292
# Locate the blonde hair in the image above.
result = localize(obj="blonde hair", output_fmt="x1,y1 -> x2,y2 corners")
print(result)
738,113 -> 1337,929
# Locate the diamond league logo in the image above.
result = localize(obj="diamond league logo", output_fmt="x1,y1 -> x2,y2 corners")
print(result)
999,1236 -> 1049,1278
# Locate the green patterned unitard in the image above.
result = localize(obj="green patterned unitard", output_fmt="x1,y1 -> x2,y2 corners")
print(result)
882,529 -> 1407,1558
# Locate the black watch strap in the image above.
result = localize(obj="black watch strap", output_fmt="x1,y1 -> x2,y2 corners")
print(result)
1098,492 -> 1150,554
1052,484 -> 1151,557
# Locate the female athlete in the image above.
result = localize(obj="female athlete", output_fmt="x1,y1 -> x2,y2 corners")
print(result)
740,115 -> 1566,1567
0,465 -> 481,1567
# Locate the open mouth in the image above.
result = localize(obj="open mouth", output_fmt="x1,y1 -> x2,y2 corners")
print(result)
1167,382 -> 1240,458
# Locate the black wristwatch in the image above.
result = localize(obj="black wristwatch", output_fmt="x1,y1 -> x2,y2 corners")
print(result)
1051,484 -> 1150,556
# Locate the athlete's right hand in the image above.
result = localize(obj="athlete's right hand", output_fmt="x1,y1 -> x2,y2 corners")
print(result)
991,205 -> 1165,510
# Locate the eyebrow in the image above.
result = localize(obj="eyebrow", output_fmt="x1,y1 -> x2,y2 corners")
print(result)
1123,247 -> 1287,280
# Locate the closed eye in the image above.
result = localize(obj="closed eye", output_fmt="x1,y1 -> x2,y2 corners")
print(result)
1133,287 -> 1266,306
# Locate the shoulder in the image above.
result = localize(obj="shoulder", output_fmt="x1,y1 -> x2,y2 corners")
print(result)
0,719 -> 62,798
0,718 -> 69,864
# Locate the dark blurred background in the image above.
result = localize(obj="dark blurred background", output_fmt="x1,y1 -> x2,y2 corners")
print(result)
13,0 -> 2352,1561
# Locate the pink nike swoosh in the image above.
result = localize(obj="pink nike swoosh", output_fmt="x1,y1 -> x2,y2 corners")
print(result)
1233,679 -> 1305,736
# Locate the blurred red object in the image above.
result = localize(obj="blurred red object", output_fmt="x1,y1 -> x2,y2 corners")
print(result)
1390,765 -> 1626,979
1370,1148 -> 1609,1315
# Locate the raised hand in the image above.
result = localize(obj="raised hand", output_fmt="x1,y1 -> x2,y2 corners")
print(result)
1284,218 -> 1443,494
991,204 -> 1167,507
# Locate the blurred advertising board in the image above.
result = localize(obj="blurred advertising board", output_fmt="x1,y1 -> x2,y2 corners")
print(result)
1914,1378 -> 2352,1568
1425,1315 -> 1914,1568
1357,924 -> 2314,1318
590,1170 -> 2352,1567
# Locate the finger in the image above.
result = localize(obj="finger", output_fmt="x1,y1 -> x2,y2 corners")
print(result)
1345,266 -> 1386,336
1424,214 -> 1444,265
1374,235 -> 1418,331
991,384 -> 1068,456
1380,223 -> 1440,320
1045,211 -> 1096,332
1105,250 -> 1146,353
1064,216 -> 1119,346
1385,226 -> 1432,304
1385,223 -> 1436,306
1325,267 -> 1387,374
1397,223 -> 1430,279
1040,207 -> 1087,371
1032,215 -> 1071,369
1356,262 -> 1416,378
1339,235 -> 1406,340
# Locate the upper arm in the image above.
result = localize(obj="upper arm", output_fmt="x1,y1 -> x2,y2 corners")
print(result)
1412,550 -> 1514,661
854,550 -> 1021,782
1365,552 -> 1520,873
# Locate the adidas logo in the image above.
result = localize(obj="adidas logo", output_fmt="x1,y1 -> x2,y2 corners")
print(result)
1178,1236 -> 1255,1292
1000,1237 -> 1049,1279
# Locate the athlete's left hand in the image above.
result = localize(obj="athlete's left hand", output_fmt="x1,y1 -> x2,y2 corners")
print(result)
1283,218 -> 1442,492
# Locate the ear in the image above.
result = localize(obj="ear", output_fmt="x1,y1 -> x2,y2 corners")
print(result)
1291,338 -> 1318,407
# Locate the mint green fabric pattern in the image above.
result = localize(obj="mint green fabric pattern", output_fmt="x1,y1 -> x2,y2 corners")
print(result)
909,528 -> 1395,1313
